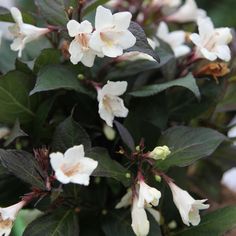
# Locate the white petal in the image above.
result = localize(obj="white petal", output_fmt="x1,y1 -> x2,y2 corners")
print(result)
146,208 -> 161,224
168,31 -> 185,47
198,17 -> 214,39
102,44 -> 123,57
81,50 -> 96,67
215,28 -> 232,44
113,12 -> 132,31
215,45 -> 231,62
70,173 -> 90,185
116,30 -> 136,49
68,40 -> 83,64
78,157 -> 98,175
200,48 -> 217,61
190,33 -> 202,47
67,20 -> 82,37
64,145 -> 85,161
110,97 -> 129,118
173,45 -> 191,57
131,198 -> 150,236
156,22 -> 169,39
10,7 -> 23,26
221,167 -> 236,192
89,31 -> 103,53
95,6 -> 113,30
79,20 -> 93,34
98,102 -> 115,127
115,189 -> 132,209
101,81 -> 128,96
55,169 -> 71,184
50,152 -> 64,170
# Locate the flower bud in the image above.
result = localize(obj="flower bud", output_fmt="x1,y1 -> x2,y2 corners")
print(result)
149,145 -> 171,160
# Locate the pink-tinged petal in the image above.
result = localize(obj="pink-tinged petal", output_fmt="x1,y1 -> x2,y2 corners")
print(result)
200,48 -> 217,61
67,20 -> 82,37
215,45 -> 231,62
10,7 -> 23,26
95,6 -> 113,30
101,81 -> 128,96
81,50 -> 96,67
50,152 -> 64,170
113,12 -> 132,31
64,145 -> 85,161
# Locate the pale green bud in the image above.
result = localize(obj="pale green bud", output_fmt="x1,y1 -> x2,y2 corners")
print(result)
103,124 -> 116,141
155,175 -> 162,182
149,145 -> 171,160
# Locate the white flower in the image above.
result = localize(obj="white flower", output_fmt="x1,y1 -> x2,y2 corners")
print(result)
152,0 -> 181,8
131,196 -> 150,236
0,200 -> 26,236
166,0 -> 206,23
89,6 -> 136,58
156,22 -> 190,58
8,7 -> 49,57
221,167 -> 236,193
0,0 -> 15,9
149,145 -> 171,160
190,17 -> 232,62
115,188 -> 132,209
50,145 -> 98,185
67,20 -> 100,67
169,182 -> 209,226
146,207 -> 161,224
97,81 -> 128,127
137,180 -> 161,208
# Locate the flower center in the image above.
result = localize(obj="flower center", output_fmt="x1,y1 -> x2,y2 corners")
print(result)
100,32 -> 114,47
102,95 -> 113,112
61,163 -> 81,177
76,33 -> 90,50
203,31 -> 220,50
0,216 -> 12,229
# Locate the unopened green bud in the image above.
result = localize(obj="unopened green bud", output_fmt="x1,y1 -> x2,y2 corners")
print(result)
77,74 -> 85,80
155,175 -> 162,182
103,124 -> 116,141
125,173 -> 131,179
149,145 -> 171,160
136,145 -> 140,151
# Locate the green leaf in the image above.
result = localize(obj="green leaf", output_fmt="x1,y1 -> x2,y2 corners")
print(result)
30,65 -> 86,95
52,116 -> 91,152
0,7 -> 35,24
0,149 -> 46,189
156,126 -> 226,170
34,0 -> 69,26
130,73 -> 200,99
4,119 -> 28,147
82,0 -> 110,17
127,21 -> 159,62
33,49 -> 61,73
23,209 -> 79,236
88,147 -> 130,186
102,209 -> 162,236
0,70 -> 35,125
175,206 -> 236,236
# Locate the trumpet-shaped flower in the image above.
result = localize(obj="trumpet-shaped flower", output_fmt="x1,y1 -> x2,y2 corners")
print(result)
50,145 -> 98,185
8,7 -> 49,57
90,6 -> 136,58
169,182 -> 209,226
149,145 -> 171,160
190,17 -> 232,62
0,200 -> 26,236
156,22 -> 190,57
97,81 -> 128,127
67,20 -> 99,67
166,0 -> 206,23
137,180 -> 161,208
131,196 -> 150,236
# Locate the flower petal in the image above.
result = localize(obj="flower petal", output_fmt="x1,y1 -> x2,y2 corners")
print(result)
64,145 -> 85,161
113,12 -> 132,31
10,7 -> 23,26
81,50 -> 96,67
89,31 -> 103,53
173,45 -> 191,57
10,38 -> 24,57
101,81 -> 128,97
68,40 -> 83,64
98,102 -> 115,127
79,157 -> 98,175
67,20 -> 82,37
70,173 -> 90,185
95,6 -> 113,30
116,30 -> 136,49
215,45 -> 231,62
55,169 -> 71,184
102,44 -> 123,57
190,33 -> 202,47
198,17 -> 214,40
50,152 -> 64,170
200,48 -> 217,61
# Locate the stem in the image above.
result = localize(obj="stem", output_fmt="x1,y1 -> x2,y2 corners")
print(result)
78,0 -> 85,22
